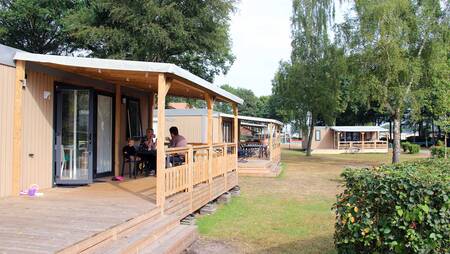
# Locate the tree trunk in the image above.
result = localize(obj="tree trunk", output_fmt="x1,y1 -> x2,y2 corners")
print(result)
445,132 -> 448,159
392,109 -> 401,163
431,120 -> 436,145
306,119 -> 314,156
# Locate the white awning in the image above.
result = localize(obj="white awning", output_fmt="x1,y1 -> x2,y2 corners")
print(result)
331,126 -> 388,132
220,113 -> 283,126
13,51 -> 243,104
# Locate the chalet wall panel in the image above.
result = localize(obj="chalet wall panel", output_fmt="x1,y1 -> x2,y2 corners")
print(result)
0,64 -> 16,197
20,71 -> 54,191
165,116 -> 204,143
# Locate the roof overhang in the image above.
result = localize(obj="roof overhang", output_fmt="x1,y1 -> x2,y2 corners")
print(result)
13,51 -> 243,104
330,126 -> 388,132
220,113 -> 283,126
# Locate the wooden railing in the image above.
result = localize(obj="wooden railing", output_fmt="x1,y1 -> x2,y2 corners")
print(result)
163,143 -> 238,199
338,141 -> 388,150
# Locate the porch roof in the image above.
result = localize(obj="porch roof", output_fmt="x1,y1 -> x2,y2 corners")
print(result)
220,113 -> 283,126
331,126 -> 388,132
13,51 -> 243,104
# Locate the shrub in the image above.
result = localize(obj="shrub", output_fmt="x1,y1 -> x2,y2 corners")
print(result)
401,142 -> 411,152
408,143 -> 420,154
431,146 -> 446,158
334,159 -> 450,253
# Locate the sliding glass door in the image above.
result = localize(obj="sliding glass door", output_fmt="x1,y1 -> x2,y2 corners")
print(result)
95,94 -> 113,177
55,87 -> 94,185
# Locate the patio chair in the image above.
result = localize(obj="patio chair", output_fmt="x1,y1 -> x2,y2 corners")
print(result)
121,152 -> 139,179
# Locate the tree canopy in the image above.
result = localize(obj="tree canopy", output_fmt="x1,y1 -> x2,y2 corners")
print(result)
272,0 -> 346,156
338,0 -> 449,163
0,0 -> 80,54
64,0 -> 236,81
0,0 -> 236,82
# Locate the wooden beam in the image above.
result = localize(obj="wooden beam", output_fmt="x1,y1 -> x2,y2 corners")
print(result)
361,132 -> 365,151
156,74 -> 171,208
205,94 -> 214,145
114,84 -> 122,176
148,93 -> 154,129
218,115 -> 223,143
233,104 -> 239,145
12,60 -> 25,195
269,124 -> 273,161
232,103 -> 239,185
204,94 -> 214,198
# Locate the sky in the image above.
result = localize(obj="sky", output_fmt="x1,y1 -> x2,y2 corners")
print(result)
213,0 -> 293,97
213,0 -> 350,97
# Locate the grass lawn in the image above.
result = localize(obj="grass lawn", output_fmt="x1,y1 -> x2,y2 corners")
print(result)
195,149 -> 428,253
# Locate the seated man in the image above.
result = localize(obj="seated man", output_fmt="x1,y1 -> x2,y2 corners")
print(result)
168,126 -> 187,165
168,126 -> 187,148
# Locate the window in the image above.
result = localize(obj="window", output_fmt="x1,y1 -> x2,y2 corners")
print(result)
315,129 -> 321,141
126,98 -> 142,139
223,122 -> 232,143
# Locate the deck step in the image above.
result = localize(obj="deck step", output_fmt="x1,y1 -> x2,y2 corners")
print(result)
59,207 -> 162,254
87,214 -> 180,254
141,225 -> 198,254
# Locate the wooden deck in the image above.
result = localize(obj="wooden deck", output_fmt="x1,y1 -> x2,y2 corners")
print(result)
0,169 -> 238,254
238,159 -> 281,177
0,177 -> 158,253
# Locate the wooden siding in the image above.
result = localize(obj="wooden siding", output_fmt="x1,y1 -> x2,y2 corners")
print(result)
0,64 -> 15,197
164,115 -> 221,144
20,71 -> 54,192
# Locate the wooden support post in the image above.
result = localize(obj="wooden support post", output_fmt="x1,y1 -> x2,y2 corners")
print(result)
187,145 -> 194,212
205,94 -> 214,198
232,103 -> 239,186
269,123 -> 273,162
361,132 -> 365,151
337,132 -> 340,150
156,74 -> 171,209
148,93 -> 154,130
114,84 -> 122,177
224,143 -> 228,190
218,115 -> 223,143
12,60 -> 25,195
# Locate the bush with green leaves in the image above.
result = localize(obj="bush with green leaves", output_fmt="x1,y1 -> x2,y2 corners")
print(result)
431,144 -> 446,158
334,159 -> 450,253
408,143 -> 420,154
401,142 -> 411,152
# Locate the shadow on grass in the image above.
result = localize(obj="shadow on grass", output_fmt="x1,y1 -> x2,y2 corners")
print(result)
252,234 -> 336,254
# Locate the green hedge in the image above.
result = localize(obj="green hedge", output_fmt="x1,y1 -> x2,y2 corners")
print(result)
431,146 -> 446,158
401,142 -> 411,152
401,142 -> 420,154
334,159 -> 450,253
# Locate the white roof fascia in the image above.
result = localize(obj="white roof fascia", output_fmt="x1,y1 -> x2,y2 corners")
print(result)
220,113 -> 283,126
13,51 -> 243,104
330,126 -> 388,132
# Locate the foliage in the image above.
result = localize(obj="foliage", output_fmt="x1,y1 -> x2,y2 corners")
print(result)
401,142 -> 411,153
337,0 -> 449,163
431,146 -> 446,159
0,0 -> 80,54
408,143 -> 420,154
63,0 -> 236,81
334,159 -> 450,253
273,0 -> 347,156
431,141 -> 447,159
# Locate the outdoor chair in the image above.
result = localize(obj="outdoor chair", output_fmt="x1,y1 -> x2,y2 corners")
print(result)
121,153 -> 139,179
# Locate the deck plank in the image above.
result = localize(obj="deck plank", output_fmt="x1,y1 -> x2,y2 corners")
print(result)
0,177 -> 157,254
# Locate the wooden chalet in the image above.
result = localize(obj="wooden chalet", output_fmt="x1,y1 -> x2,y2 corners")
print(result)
0,44 -> 243,253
